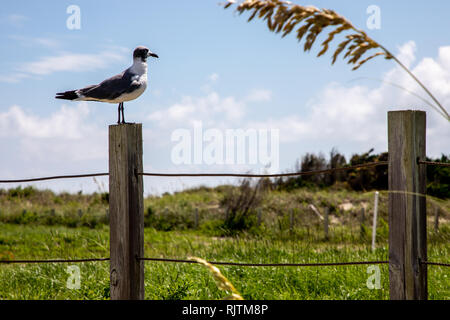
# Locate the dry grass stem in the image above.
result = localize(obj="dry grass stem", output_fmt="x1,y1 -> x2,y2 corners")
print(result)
189,256 -> 244,300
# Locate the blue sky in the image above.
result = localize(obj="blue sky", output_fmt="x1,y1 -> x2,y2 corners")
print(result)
0,0 -> 449,194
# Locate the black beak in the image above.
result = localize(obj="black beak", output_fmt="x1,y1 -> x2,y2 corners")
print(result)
148,52 -> 159,58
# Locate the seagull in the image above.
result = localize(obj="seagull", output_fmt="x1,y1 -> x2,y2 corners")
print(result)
55,46 -> 158,124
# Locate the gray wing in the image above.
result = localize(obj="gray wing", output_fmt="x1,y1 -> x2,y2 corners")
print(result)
79,69 -> 139,101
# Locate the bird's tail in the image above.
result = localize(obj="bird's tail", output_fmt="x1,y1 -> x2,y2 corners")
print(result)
55,90 -> 79,100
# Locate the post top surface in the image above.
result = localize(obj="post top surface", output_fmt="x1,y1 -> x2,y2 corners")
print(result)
387,110 -> 426,114
109,123 -> 142,127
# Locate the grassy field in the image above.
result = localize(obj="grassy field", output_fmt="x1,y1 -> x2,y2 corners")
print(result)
0,186 -> 448,300
0,223 -> 448,300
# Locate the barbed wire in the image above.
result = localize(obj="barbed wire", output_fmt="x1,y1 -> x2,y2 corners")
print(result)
0,173 -> 108,184
1,257 -> 448,268
0,162 -> 387,183
137,257 -> 389,267
0,159 -> 447,184
421,261 -> 450,267
418,160 -> 450,167
0,258 -> 109,264
138,161 -> 388,178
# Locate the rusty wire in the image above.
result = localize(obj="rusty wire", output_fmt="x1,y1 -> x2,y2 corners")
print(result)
0,162 -> 387,183
418,160 -> 450,167
138,161 -> 388,178
1,257 -> 448,268
137,257 -> 389,267
0,258 -> 110,264
3,160 -> 448,183
0,173 -> 108,183
421,260 -> 450,267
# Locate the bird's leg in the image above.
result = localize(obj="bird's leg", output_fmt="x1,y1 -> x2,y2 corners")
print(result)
117,102 -> 121,124
121,103 -> 125,124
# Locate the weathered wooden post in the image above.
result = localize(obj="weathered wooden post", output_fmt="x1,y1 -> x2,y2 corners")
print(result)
109,123 -> 144,300
324,207 -> 329,240
388,110 -> 427,300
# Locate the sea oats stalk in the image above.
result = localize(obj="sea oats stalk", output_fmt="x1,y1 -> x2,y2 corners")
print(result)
224,0 -> 449,120
189,257 -> 244,300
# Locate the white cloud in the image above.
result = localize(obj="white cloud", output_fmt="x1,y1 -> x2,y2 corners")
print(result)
0,50 -> 127,83
0,103 -> 107,166
19,51 -> 126,76
201,73 -> 220,92
3,14 -> 28,27
0,73 -> 31,83
248,41 -> 450,158
0,103 -> 92,139
245,89 -> 272,102
147,91 -> 248,128
209,73 -> 219,82
396,40 -> 417,69
8,35 -> 60,48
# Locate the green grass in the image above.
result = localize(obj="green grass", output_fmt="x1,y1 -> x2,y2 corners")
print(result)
0,223 -> 448,300
2,186 -> 449,238
0,186 -> 448,299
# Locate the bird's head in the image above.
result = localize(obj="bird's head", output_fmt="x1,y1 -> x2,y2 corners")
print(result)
133,46 -> 158,63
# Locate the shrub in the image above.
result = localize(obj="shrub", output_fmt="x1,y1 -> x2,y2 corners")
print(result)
220,179 -> 267,233
144,206 -> 193,231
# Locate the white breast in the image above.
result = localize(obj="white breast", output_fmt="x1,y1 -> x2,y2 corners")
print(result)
117,80 -> 147,102
111,61 -> 148,103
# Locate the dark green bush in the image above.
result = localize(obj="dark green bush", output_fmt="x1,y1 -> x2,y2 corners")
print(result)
275,149 -> 449,198
144,207 -> 193,231
8,186 -> 36,199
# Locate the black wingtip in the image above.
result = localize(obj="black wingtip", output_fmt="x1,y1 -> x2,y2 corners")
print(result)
55,90 -> 78,100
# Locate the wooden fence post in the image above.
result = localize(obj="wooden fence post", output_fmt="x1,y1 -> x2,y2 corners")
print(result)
109,123 -> 144,300
388,110 -> 427,300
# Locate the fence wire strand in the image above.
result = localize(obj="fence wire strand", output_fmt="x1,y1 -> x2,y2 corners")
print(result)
0,162 -> 387,183
138,161 -> 388,178
2,257 -> 447,267
137,257 -> 389,267
0,258 -> 109,264
3,160 -> 449,183
418,160 -> 450,167
421,261 -> 450,267
0,173 -> 108,183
